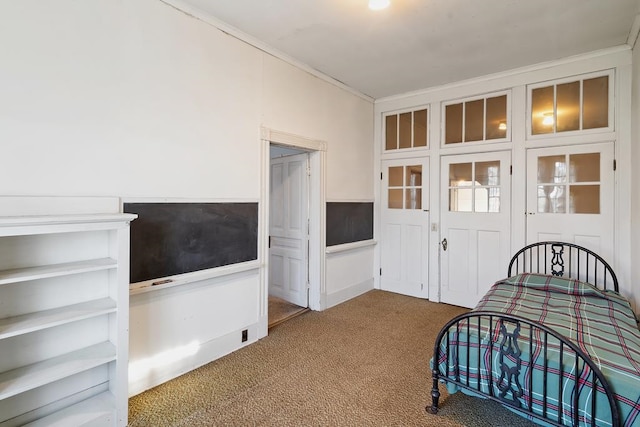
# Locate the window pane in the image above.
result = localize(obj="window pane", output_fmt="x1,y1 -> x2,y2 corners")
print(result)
445,103 -> 463,144
389,166 -> 403,187
487,187 -> 501,213
465,99 -> 484,142
413,109 -> 428,147
570,185 -> 600,214
556,81 -> 580,132
569,153 -> 599,183
537,185 -> 566,213
385,115 -> 397,150
475,161 -> 500,186
450,188 -> 473,212
538,155 -> 566,184
532,86 -> 554,135
583,76 -> 608,129
406,188 -> 422,210
388,189 -> 403,209
405,165 -> 422,186
486,95 -> 507,140
399,112 -> 412,149
449,163 -> 472,186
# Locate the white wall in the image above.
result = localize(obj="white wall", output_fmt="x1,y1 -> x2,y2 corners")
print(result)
632,41 -> 640,309
0,0 -> 374,396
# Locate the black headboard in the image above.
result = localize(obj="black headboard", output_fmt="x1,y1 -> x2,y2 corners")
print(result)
508,241 -> 618,292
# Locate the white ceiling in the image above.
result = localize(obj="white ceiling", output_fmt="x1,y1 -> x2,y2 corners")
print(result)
170,0 -> 640,99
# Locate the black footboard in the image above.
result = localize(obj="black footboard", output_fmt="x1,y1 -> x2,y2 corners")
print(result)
428,311 -> 620,427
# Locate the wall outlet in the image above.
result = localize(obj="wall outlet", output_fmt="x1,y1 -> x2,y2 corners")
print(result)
241,329 -> 248,342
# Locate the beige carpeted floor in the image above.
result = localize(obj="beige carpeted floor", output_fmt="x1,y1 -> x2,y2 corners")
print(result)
128,290 -> 538,426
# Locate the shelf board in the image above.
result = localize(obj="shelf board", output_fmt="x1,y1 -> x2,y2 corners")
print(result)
23,391 -> 115,427
0,342 -> 116,400
0,258 -> 117,286
0,298 -> 117,340
0,213 -> 136,227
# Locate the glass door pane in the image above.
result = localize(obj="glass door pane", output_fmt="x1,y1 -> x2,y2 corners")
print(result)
556,81 -> 580,132
464,99 -> 484,142
413,109 -> 428,147
583,76 -> 608,129
398,112 -> 412,149
385,115 -> 397,150
445,104 -> 463,144
486,95 -> 507,140
531,86 -> 554,135
388,166 -> 403,209
537,155 -> 567,213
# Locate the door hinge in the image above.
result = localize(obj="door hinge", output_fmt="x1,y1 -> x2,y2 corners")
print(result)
379,268 -> 382,276
510,165 -> 513,175
268,235 -> 271,248
613,159 -> 617,171
380,172 -> 383,180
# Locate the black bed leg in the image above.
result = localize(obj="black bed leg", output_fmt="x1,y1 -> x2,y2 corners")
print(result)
428,370 -> 440,414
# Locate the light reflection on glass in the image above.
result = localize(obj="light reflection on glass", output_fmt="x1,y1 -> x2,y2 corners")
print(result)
537,185 -> 566,213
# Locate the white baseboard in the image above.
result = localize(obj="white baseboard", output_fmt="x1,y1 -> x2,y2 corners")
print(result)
325,278 -> 374,309
128,323 -> 260,397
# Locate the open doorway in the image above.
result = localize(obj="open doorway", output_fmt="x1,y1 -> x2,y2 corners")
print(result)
268,144 -> 310,328
260,128 -> 326,335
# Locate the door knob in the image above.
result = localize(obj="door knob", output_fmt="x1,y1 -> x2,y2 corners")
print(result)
441,238 -> 447,251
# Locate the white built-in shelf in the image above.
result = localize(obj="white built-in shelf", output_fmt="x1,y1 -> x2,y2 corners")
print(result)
0,214 -> 135,227
24,391 -> 115,427
0,209 -> 133,426
0,214 -> 137,238
0,298 -> 117,340
0,341 -> 116,400
0,258 -> 117,286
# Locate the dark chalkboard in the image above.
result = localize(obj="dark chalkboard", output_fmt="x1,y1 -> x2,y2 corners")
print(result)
326,202 -> 374,246
124,202 -> 258,283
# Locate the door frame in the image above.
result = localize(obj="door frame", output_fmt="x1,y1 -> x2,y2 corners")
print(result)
260,127 -> 326,337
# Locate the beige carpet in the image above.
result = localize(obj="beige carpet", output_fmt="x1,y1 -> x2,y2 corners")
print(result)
129,290 -> 538,426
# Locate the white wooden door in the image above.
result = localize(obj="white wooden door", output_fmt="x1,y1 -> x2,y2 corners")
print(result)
440,151 -> 511,308
526,142 -> 614,260
269,153 -> 309,307
380,157 -> 429,298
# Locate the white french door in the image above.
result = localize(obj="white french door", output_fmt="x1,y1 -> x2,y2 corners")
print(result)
526,142 -> 615,260
440,151 -> 512,308
269,153 -> 309,308
380,157 -> 429,298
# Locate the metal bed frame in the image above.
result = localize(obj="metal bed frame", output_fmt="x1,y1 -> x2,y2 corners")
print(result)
428,241 -> 621,427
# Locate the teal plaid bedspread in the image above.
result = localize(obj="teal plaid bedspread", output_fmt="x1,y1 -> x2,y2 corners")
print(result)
476,274 -> 640,426
439,273 -> 640,427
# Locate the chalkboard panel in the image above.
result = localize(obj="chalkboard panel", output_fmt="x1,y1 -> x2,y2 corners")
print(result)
124,202 -> 258,283
326,202 -> 373,246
